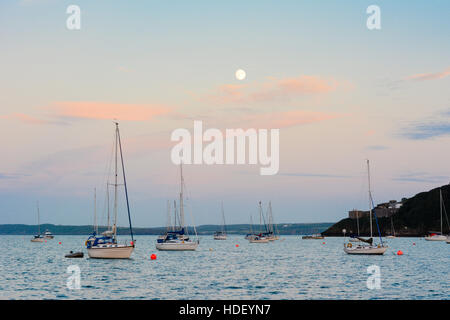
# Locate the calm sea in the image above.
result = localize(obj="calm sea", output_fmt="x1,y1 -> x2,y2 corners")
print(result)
0,235 -> 448,300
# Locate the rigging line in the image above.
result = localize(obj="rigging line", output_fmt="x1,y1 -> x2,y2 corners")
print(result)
98,133 -> 116,228
442,191 -> 450,232
116,123 -> 134,243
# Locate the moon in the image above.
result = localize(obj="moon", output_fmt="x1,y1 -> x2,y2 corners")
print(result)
235,69 -> 246,80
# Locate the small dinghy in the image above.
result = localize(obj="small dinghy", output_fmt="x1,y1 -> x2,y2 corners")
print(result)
65,251 -> 84,258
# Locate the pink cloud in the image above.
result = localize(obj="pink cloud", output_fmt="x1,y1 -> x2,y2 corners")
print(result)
203,75 -> 347,105
0,113 -> 65,125
243,110 -> 342,129
278,76 -> 338,94
406,67 -> 450,81
47,101 -> 172,121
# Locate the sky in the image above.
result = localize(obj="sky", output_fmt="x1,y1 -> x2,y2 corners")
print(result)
0,0 -> 449,228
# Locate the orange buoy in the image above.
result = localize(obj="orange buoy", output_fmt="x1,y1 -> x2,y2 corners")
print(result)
397,250 -> 403,255
150,253 -> 157,260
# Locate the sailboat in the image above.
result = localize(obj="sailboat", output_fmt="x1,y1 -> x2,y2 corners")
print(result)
386,216 -> 396,239
156,163 -> 199,251
344,160 -> 388,255
31,201 -> 44,242
425,189 -> 448,241
85,122 -> 135,259
213,202 -> 227,240
264,202 -> 279,241
248,201 -> 270,243
244,215 -> 254,240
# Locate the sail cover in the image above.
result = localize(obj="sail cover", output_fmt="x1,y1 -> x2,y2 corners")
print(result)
356,237 -> 373,245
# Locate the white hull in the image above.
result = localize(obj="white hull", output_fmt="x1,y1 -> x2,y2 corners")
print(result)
156,241 -> 199,251
446,237 -> 450,244
213,235 -> 227,240
344,245 -> 388,255
386,236 -> 396,239
31,238 -> 44,243
87,245 -> 134,259
249,238 -> 269,243
424,235 -> 447,241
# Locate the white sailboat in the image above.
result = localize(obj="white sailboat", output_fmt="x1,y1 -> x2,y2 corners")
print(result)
31,201 -> 44,242
156,163 -> 199,251
425,189 -> 448,241
264,201 -> 279,241
386,216 -> 396,239
85,122 -> 135,259
214,202 -> 227,240
248,201 -> 270,243
344,160 -> 388,255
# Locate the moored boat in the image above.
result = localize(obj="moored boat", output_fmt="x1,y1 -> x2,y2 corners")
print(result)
156,163 -> 199,251
424,189 -> 449,241
343,160 -> 388,255
85,122 -> 135,259
31,201 -> 44,243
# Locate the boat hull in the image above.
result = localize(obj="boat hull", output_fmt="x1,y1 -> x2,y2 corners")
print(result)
156,241 -> 199,251
249,238 -> 269,243
30,238 -> 44,243
213,235 -> 227,240
87,245 -> 134,259
424,235 -> 447,241
344,245 -> 388,255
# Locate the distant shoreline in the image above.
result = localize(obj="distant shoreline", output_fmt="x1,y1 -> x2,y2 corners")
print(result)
0,222 -> 334,236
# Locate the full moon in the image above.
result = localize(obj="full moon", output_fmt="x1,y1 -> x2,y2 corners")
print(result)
235,69 -> 246,80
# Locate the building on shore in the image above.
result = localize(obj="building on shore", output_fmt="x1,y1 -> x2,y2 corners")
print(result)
348,199 -> 404,219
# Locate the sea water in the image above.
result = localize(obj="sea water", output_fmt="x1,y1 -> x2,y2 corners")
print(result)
0,235 -> 448,300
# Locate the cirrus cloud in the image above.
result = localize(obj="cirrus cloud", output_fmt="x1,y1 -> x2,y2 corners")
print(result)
46,101 -> 172,121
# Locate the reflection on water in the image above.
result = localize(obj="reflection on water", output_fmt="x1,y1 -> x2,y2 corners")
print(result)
0,235 -> 448,299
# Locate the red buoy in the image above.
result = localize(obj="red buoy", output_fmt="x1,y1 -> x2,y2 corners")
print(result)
235,244 -> 239,247
397,250 -> 403,255
150,254 -> 157,260
58,242 -> 61,245
413,243 -> 416,246
322,242 -> 325,244
130,241 -> 134,246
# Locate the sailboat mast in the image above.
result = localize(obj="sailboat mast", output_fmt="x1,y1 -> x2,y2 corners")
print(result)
166,200 -> 171,232
259,201 -> 263,234
114,125 -> 118,240
116,122 -> 134,242
36,201 -> 40,235
94,188 -> 98,234
367,160 -> 373,238
356,210 -> 360,236
173,200 -> 177,231
106,183 -> 110,230
180,163 -> 185,229
221,201 -> 226,234
440,189 -> 443,234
